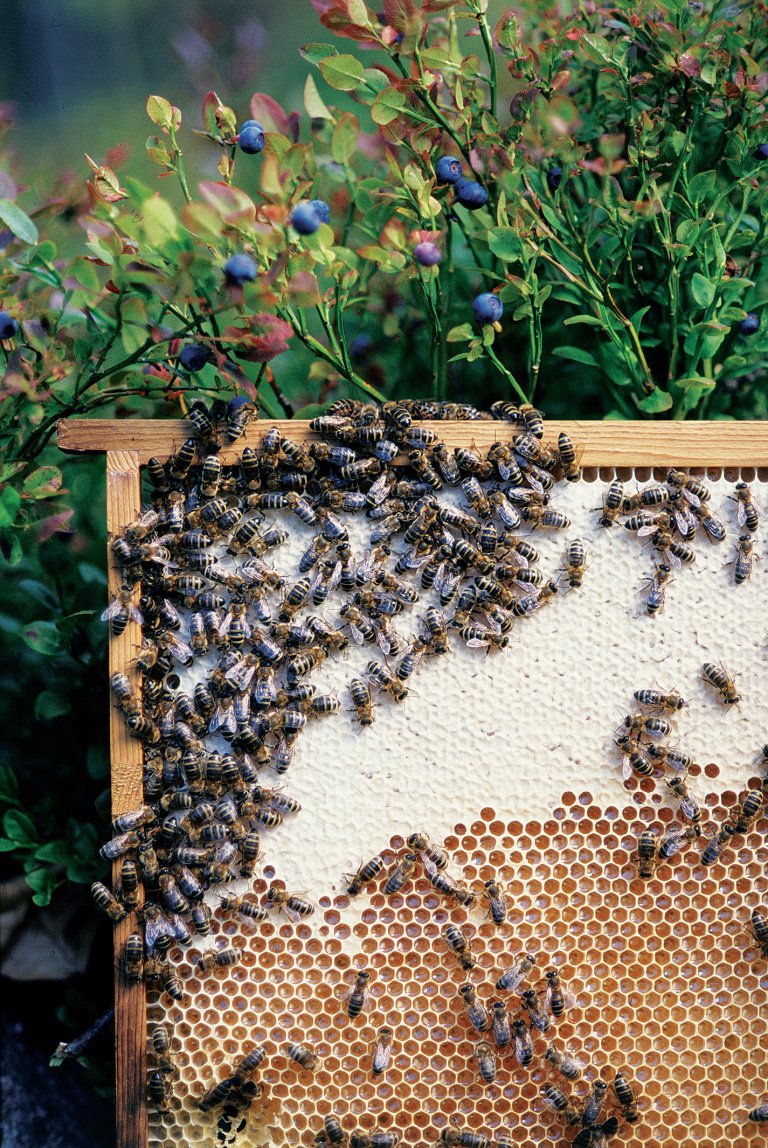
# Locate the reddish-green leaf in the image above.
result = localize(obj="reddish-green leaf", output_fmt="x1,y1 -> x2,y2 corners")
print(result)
249,92 -> 290,136
332,113 -> 360,163
22,466 -> 63,498
319,54 -> 366,92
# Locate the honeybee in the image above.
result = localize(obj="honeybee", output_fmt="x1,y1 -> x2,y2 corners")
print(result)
636,829 -> 658,879
633,688 -> 685,712
666,469 -> 710,502
345,968 -> 371,1019
473,1040 -> 496,1084
407,831 -> 448,870
287,1042 -> 320,1071
620,713 -> 671,739
367,660 -> 409,704
422,607 -> 449,655
730,482 -> 760,532
100,831 -> 141,861
91,881 -> 127,923
197,945 -> 240,973
444,923 -> 475,971
345,854 -> 384,896
557,432 -> 581,481
218,893 -> 269,926
372,1027 -> 393,1075
748,1105 -> 768,1122
512,1018 -> 533,1067
491,999 -> 511,1047
693,504 -> 726,542
700,821 -> 735,866
582,1079 -> 608,1126
616,735 -> 653,781
459,983 -> 489,1032
732,533 -> 754,584
572,1119 -> 619,1148
102,586 -> 143,636
439,1129 -> 490,1148
544,1043 -> 584,1081
541,1084 -> 580,1125
265,888 -> 314,923
520,506 -> 570,529
350,1132 -> 400,1148
702,660 -> 740,705
150,1023 -> 177,1077
198,1076 -> 235,1112
750,908 -> 768,958
124,932 -> 144,984
119,859 -> 140,911
645,562 -> 672,615
459,620 -> 509,652
544,969 -> 573,1017
483,879 -> 508,925
519,986 -> 549,1032
599,480 -> 624,527
667,777 -> 702,833
564,539 -> 588,588
112,804 -> 156,835
349,678 -> 375,728
735,788 -> 763,833
658,825 -> 697,861
384,852 -> 418,895
496,952 -> 536,992
613,1071 -> 638,1122
148,1069 -> 172,1113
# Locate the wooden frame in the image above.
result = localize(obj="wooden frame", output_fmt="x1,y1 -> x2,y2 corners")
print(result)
56,417 -> 768,1148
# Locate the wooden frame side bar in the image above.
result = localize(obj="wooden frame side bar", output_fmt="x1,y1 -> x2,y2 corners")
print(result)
59,419 -> 768,467
106,450 -> 148,1148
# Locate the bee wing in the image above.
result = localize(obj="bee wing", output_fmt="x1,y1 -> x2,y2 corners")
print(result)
659,828 -> 688,859
218,610 -> 234,636
101,599 -> 126,622
326,561 -> 342,592
679,794 -> 700,821
466,637 -> 491,648
163,633 -> 194,664
375,627 -> 394,656
367,473 -> 391,506
420,853 -> 438,878
681,487 -> 701,508
621,756 -> 634,782
348,622 -> 367,646
372,1040 -> 392,1074
497,963 -> 526,992
737,502 -> 747,527
637,524 -> 658,538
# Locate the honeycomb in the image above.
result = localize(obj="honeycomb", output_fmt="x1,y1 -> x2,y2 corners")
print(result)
128,466 -> 767,1148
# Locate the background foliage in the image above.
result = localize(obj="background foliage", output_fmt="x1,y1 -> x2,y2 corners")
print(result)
0,0 -> 765,1118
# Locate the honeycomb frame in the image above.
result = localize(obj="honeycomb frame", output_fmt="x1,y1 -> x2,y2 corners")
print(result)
56,419 -> 768,1148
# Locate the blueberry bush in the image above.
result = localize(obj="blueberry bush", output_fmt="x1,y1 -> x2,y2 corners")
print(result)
0,0 -> 766,1072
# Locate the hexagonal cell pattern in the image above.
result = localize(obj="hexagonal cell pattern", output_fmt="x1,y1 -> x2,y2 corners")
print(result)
147,787 -> 767,1147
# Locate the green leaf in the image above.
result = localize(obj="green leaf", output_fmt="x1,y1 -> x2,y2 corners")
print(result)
141,196 -> 179,246
0,198 -> 39,245
304,74 -> 335,122
487,227 -> 521,263
0,762 -> 20,803
0,837 -> 17,852
552,346 -> 600,367
331,114 -> 360,164
691,273 -> 715,309
22,466 -> 63,498
668,131 -> 687,155
35,690 -> 71,721
581,33 -> 614,65
3,809 -> 38,846
371,87 -> 406,125
0,531 -> 22,566
26,867 -> 60,907
146,94 -> 175,130
446,323 -> 474,342
637,389 -> 673,413
319,54 -> 365,92
563,314 -> 605,328
34,840 -> 71,864
0,485 -> 21,527
300,42 -> 339,66
687,169 -> 716,204
21,620 -> 61,656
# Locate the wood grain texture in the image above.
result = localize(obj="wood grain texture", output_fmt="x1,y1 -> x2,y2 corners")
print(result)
58,418 -> 768,467
106,451 -> 148,1148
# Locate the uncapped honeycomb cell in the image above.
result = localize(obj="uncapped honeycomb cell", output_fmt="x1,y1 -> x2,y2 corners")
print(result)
145,792 -> 767,1147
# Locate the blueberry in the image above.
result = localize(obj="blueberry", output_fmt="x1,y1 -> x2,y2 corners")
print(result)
455,178 -> 488,210
240,119 -> 264,132
179,344 -> 212,372
227,395 -> 250,412
238,123 -> 265,154
546,165 -> 563,193
473,293 -> 503,325
0,310 -> 18,340
223,253 -> 258,286
290,202 -> 322,236
739,312 -> 760,336
309,199 -> 331,225
755,143 -> 768,161
350,334 -> 373,362
413,241 -> 442,267
435,156 -> 463,185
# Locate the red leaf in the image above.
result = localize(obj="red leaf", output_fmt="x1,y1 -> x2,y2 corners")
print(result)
383,0 -> 420,33
105,143 -> 130,170
678,53 -> 701,78
37,509 -> 74,542
223,314 -> 293,363
202,91 -> 221,135
249,93 -> 291,136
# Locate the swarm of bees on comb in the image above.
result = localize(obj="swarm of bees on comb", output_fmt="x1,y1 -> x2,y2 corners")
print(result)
93,398 -> 768,1143
598,470 -> 760,612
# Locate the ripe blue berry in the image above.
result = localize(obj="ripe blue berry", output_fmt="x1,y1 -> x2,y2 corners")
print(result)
435,156 -> 463,185
290,203 -> 322,236
413,241 -> 442,267
455,179 -> 488,210
179,344 -> 212,372
755,143 -> 768,161
473,293 -> 503,325
223,253 -> 258,286
350,334 -> 373,362
546,165 -> 563,193
739,312 -> 760,336
238,123 -> 265,154
309,199 -> 330,225
0,310 -> 18,339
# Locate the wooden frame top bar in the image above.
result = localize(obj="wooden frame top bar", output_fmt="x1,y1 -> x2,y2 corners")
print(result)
57,418 -> 768,467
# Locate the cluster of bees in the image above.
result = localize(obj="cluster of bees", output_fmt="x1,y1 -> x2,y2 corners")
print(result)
97,397 -> 592,1123
598,470 -> 760,612
618,685 -> 767,919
